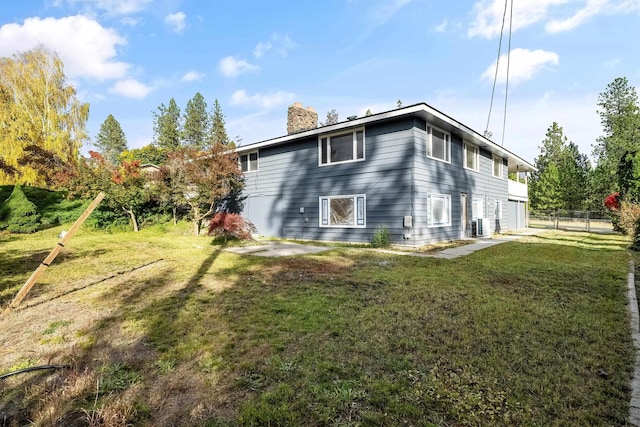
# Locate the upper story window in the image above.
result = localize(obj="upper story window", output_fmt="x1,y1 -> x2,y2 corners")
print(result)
427,126 -> 451,163
240,151 -> 258,172
463,143 -> 479,171
319,128 -> 364,166
493,156 -> 503,178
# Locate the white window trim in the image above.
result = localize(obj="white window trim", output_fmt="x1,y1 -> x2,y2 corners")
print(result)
427,125 -> 451,164
319,194 -> 366,228
240,150 -> 259,173
472,197 -> 485,220
463,143 -> 479,172
318,128 -> 365,167
427,193 -> 451,228
492,156 -> 504,179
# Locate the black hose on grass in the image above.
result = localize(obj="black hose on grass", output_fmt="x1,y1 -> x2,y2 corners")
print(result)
0,364 -> 71,380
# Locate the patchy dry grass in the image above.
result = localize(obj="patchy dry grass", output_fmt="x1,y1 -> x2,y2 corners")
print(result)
0,227 -> 635,426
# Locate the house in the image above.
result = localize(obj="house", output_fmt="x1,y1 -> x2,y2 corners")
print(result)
235,102 -> 535,246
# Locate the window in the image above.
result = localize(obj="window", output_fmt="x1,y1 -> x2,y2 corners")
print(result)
427,194 -> 451,227
427,126 -> 451,163
495,200 -> 503,220
463,143 -> 479,171
493,156 -> 503,178
472,198 -> 484,219
319,195 -> 366,227
240,151 -> 258,172
319,128 -> 364,165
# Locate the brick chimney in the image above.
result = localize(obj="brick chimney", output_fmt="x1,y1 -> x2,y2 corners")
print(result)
287,102 -> 318,134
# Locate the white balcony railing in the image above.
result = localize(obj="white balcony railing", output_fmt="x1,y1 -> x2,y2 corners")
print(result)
508,179 -> 528,201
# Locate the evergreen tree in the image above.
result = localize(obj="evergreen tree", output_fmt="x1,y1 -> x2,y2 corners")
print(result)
209,99 -> 229,146
592,77 -> 640,199
529,122 -> 590,211
95,114 -> 127,164
182,92 -> 209,149
535,162 -> 563,210
153,98 -> 182,150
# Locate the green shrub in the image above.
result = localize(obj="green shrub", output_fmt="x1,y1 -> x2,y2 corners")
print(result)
0,184 -> 41,233
370,227 -> 391,248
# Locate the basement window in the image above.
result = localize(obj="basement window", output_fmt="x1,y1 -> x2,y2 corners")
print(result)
319,194 -> 366,227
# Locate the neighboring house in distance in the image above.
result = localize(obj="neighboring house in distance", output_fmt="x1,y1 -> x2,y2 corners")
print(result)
235,102 -> 535,246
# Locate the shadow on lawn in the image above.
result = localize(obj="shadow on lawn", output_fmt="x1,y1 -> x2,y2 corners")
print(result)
529,232 -> 629,251
0,248 -> 232,426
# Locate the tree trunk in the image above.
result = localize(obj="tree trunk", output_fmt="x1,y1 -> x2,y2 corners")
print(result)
193,219 -> 201,235
125,208 -> 139,232
172,206 -> 177,225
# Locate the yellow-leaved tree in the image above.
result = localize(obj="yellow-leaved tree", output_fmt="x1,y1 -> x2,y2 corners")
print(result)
0,46 -> 89,187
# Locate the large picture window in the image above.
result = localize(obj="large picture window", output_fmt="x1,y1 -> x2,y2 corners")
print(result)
319,195 -> 366,227
319,128 -> 364,166
463,143 -> 479,171
240,151 -> 258,172
427,126 -> 451,163
427,194 -> 451,227
493,156 -> 503,178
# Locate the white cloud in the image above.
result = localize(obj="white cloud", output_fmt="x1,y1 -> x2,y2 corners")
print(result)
0,16 -> 129,80
108,78 -> 153,98
219,56 -> 260,77
370,0 -> 415,25
165,12 -> 186,33
120,17 -> 140,27
63,0 -> 153,15
468,0 -> 569,38
230,89 -> 295,110
254,34 -> 297,58
253,41 -> 272,58
546,0 -> 607,33
433,18 -> 449,32
272,33 -> 297,56
468,0 -> 639,38
182,70 -> 205,82
481,48 -> 559,85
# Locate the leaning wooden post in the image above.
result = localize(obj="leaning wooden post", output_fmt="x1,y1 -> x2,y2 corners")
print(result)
4,192 -> 105,313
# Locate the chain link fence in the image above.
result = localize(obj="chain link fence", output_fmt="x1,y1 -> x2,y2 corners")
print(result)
529,210 -> 614,233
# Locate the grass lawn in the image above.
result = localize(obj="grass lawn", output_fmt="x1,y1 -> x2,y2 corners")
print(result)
0,226 -> 635,426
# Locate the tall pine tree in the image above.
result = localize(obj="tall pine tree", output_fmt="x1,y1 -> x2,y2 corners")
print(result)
95,114 -> 127,164
183,92 -> 209,149
592,77 -> 640,199
153,98 -> 182,150
529,122 -> 590,211
209,99 -> 229,146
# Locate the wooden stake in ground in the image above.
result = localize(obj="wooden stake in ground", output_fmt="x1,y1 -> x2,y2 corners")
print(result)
4,192 -> 105,313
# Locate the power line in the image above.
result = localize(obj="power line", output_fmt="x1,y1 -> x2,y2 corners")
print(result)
484,0 -> 509,139
501,0 -> 514,146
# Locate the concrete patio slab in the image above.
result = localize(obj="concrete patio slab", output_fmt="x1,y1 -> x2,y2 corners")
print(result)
225,242 -> 334,257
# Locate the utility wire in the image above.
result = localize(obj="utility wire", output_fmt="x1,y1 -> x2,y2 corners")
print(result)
501,0 -> 514,146
484,0 -> 509,138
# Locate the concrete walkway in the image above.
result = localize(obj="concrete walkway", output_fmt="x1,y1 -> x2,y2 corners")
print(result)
376,228 -> 545,259
225,228 -> 545,259
225,241 -> 334,257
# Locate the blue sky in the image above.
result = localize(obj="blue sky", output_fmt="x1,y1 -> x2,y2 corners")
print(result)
1,0 -> 639,164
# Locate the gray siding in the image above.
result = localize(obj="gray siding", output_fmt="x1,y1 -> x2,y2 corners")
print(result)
241,116 -> 514,246
412,120 -> 510,245
242,118 -> 416,244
